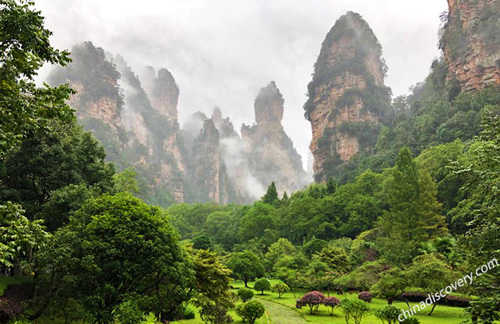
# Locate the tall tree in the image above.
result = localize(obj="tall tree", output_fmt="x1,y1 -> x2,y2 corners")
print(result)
451,114 -> 500,322
32,193 -> 194,323
262,182 -> 279,205
227,250 -> 265,287
376,147 -> 447,265
0,0 -> 73,158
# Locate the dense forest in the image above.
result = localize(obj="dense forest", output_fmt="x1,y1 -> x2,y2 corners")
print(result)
1,1 -> 500,324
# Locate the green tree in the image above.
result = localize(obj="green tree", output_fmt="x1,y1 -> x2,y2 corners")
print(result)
239,202 -> 277,242
262,182 -> 279,205
317,246 -> 350,274
340,299 -> 369,324
236,300 -> 265,324
253,278 -> 271,295
450,114 -> 500,322
406,254 -> 455,315
237,288 -> 254,302
271,282 -> 290,298
376,147 -> 447,265
265,238 -> 296,271
0,202 -> 50,275
375,305 -> 401,324
33,193 -> 194,323
0,120 -> 115,230
371,267 -> 408,304
0,0 -> 73,158
227,250 -> 265,287
190,248 -> 234,324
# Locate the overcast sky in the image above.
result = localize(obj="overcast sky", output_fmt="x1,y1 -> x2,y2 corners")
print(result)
37,0 -> 449,169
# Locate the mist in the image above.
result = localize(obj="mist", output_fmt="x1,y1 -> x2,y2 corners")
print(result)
36,0 -> 448,168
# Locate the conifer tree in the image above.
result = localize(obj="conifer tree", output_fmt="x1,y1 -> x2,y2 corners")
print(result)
377,147 -> 447,264
262,182 -> 279,205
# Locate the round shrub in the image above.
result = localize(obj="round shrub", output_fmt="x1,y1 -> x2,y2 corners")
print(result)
323,296 -> 340,315
298,291 -> 325,314
254,278 -> 271,295
358,291 -> 373,303
236,300 -> 265,324
238,288 -> 254,302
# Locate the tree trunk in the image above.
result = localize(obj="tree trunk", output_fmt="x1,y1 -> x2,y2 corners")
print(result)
428,303 -> 437,316
388,297 -> 393,305
244,279 -> 248,288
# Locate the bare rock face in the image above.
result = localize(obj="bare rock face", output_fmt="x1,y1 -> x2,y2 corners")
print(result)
142,66 -> 180,122
304,12 -> 391,182
242,82 -> 309,195
442,0 -> 500,91
187,119 -> 237,204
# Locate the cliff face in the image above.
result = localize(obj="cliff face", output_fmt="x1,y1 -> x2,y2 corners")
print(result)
304,12 -> 391,182
187,119 -> 237,204
442,0 -> 500,91
49,42 -> 186,205
241,82 -> 309,194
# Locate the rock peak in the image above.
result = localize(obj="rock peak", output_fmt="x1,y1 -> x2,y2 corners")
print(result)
254,81 -> 284,127
305,12 -> 391,182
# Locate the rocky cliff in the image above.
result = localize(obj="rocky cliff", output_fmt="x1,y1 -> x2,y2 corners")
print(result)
441,0 -> 500,91
49,42 -> 186,205
241,81 -> 309,195
186,118 -> 238,204
49,42 -> 310,205
304,12 -> 392,182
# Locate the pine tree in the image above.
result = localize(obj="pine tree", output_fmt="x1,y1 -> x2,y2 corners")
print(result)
262,182 -> 279,205
377,147 -> 447,264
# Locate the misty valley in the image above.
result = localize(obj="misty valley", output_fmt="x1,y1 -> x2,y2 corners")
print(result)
1,0 -> 500,324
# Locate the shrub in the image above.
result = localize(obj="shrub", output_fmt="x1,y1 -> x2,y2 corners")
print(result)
254,278 -> 271,295
112,300 -> 143,324
271,282 -> 290,298
358,291 -> 373,303
236,300 -> 265,324
323,296 -> 341,315
183,307 -> 196,319
374,305 -> 400,324
399,317 -> 420,324
341,299 -> 369,324
298,291 -> 325,314
238,288 -> 254,302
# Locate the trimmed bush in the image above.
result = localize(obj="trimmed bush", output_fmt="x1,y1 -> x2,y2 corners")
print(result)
358,291 -> 373,303
254,278 -> 271,295
323,296 -> 341,315
236,300 -> 265,324
238,288 -> 254,302
298,291 -> 325,314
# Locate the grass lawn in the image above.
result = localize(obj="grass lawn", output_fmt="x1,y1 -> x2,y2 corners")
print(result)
177,279 -> 469,324
0,275 -> 32,296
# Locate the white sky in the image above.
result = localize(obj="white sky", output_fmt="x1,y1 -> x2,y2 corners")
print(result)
37,0 -> 449,169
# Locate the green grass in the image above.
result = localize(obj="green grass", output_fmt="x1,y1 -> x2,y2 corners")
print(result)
0,275 -> 32,296
177,280 -> 469,324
